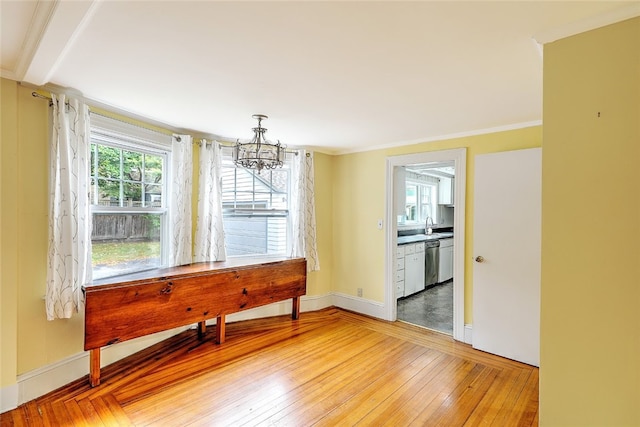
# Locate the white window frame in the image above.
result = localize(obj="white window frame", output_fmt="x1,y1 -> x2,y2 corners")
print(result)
220,147 -> 293,257
404,178 -> 438,225
89,115 -> 172,278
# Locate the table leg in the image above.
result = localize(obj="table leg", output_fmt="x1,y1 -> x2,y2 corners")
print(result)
292,296 -> 301,320
90,349 -> 101,387
216,314 -> 226,344
198,320 -> 207,339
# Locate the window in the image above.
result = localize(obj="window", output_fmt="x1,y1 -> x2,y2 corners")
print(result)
220,150 -> 290,256
89,117 -> 171,280
404,181 -> 437,224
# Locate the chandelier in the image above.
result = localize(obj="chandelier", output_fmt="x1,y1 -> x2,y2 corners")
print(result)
233,114 -> 285,172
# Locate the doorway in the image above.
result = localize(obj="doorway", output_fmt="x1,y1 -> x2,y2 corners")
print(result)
396,162 -> 455,334
385,148 -> 466,342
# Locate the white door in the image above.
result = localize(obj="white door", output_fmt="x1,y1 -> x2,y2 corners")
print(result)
472,148 -> 541,366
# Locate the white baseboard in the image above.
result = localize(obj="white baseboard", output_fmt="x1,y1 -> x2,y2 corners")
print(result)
225,293 -> 332,323
11,294 -> 333,408
1,383 -> 18,413
16,326 -> 191,407
331,292 -> 386,320
464,324 -> 473,345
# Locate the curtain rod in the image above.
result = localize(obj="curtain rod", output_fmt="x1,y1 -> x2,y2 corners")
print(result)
199,139 -> 300,155
32,91 -> 53,103
31,91 -> 302,154
32,91 -> 175,138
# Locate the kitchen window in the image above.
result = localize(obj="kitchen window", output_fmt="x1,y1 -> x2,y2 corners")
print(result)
220,150 -> 291,256
404,181 -> 437,225
89,116 -> 171,280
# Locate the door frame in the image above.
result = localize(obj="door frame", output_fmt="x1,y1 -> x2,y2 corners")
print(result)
384,148 -> 467,342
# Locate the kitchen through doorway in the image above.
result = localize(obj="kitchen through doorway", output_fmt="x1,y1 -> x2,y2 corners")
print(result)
396,162 -> 455,334
385,149 -> 466,342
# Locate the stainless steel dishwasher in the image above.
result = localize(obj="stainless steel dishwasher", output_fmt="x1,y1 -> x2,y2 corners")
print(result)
425,239 -> 440,287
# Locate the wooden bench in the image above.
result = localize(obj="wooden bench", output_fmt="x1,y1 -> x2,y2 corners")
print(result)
83,257 -> 307,387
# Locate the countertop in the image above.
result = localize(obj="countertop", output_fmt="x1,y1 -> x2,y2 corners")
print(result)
397,232 -> 454,245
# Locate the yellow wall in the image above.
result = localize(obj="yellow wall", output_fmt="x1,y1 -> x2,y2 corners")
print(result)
540,17 -> 640,425
1,82 -> 88,376
1,79 -> 19,388
332,127 -> 541,321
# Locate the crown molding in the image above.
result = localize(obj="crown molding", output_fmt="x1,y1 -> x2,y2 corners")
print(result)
335,120 -> 542,156
533,3 -> 640,45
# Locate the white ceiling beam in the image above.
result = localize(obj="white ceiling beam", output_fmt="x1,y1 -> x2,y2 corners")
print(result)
20,0 -> 100,85
10,1 -> 56,81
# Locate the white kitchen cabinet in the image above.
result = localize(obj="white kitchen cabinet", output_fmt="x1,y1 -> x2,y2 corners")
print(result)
404,242 -> 425,296
438,238 -> 454,283
395,246 -> 405,299
438,176 -> 455,205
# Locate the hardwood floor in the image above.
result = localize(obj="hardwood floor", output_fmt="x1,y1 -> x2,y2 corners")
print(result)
1,307 -> 538,426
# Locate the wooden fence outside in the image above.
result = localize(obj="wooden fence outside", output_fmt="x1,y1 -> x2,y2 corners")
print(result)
92,214 -> 160,242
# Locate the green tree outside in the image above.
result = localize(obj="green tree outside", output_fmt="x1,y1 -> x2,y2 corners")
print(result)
91,144 -> 163,206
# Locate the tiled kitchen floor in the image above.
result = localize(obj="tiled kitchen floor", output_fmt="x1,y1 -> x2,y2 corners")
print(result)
397,280 -> 453,335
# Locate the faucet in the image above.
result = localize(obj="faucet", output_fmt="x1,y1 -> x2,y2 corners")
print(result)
426,216 -> 433,235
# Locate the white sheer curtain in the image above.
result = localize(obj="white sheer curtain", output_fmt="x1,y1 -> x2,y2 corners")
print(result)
194,139 -> 226,262
45,94 -> 92,320
169,134 -> 193,266
291,150 -> 320,272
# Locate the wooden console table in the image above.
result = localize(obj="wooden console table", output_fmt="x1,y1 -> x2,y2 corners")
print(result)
83,257 -> 306,387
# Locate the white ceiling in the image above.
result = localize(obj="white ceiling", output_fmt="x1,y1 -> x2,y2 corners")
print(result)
2,1 -> 638,154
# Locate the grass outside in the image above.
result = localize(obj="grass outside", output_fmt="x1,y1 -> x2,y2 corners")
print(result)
92,240 -> 160,266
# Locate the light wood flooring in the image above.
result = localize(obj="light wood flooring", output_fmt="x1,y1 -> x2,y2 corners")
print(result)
1,307 -> 538,426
